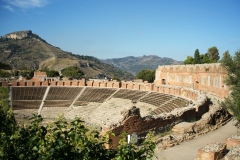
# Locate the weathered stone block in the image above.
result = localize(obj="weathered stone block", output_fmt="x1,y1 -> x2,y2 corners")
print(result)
196,142 -> 226,160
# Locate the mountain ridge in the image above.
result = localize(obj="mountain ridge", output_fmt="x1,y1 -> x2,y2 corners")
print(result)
0,30 -> 134,80
101,55 -> 182,75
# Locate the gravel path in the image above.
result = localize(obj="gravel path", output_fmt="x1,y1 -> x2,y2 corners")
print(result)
154,119 -> 239,160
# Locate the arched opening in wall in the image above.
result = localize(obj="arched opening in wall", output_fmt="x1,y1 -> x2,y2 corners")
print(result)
70,82 -> 72,86
195,81 -> 199,90
162,79 -> 166,85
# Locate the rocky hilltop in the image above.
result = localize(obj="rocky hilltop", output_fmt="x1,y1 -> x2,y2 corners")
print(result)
2,30 -> 33,39
101,55 -> 182,75
0,30 -> 134,80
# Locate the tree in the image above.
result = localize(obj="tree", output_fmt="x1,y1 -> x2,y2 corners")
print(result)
46,70 -> 59,77
20,70 -> 34,79
112,76 -> 121,82
208,46 -> 220,62
40,67 -> 59,77
136,70 -> 155,83
184,47 -> 220,65
0,106 -> 156,159
221,50 -> 240,121
193,49 -> 201,64
183,56 -> 194,64
0,70 -> 11,77
0,62 -> 12,70
62,66 -> 84,80
201,53 -> 211,63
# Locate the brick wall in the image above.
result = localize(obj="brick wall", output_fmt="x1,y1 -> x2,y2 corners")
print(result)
155,63 -> 229,99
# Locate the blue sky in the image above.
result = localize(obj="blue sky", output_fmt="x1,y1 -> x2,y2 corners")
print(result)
1,0 -> 240,61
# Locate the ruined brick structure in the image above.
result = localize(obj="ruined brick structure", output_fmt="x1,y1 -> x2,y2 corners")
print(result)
1,63 -> 232,148
154,63 -> 229,99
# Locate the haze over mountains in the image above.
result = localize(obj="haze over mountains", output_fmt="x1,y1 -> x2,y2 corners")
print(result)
0,30 -> 181,79
101,56 -> 182,75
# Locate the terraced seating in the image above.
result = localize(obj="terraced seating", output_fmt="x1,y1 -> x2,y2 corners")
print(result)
113,89 -> 148,100
77,87 -> 117,103
43,100 -> 72,107
12,100 -> 42,110
45,87 -> 83,100
12,87 -> 47,100
139,92 -> 174,107
170,97 -> 189,107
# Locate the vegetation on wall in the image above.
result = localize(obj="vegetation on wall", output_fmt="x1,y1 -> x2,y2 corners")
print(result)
0,106 -> 156,159
135,70 -> 155,83
183,46 -> 220,64
221,50 -> 240,122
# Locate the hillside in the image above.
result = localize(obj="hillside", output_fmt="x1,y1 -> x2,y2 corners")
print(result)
0,30 -> 134,80
101,55 -> 182,75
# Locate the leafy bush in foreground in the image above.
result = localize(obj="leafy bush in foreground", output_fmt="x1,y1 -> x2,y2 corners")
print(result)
0,107 -> 156,160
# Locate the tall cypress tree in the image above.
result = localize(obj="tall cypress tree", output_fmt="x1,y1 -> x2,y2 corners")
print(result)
193,49 -> 201,64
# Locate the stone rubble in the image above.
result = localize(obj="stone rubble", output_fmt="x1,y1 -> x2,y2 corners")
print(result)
156,105 -> 231,149
201,142 -> 225,152
224,146 -> 240,160
227,135 -> 240,140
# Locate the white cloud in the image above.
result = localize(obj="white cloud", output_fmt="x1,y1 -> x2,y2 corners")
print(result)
4,0 -> 48,9
3,5 -> 14,12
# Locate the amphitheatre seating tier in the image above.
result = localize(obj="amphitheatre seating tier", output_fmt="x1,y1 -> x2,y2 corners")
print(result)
12,100 -> 42,110
11,86 -> 192,117
171,97 -> 189,107
12,87 -> 47,100
112,89 -> 148,100
76,87 -> 117,103
139,92 -> 174,107
45,87 -> 83,100
43,100 -> 73,108
140,93 -> 190,115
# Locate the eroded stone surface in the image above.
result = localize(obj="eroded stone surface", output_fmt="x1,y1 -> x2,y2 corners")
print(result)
224,145 -> 240,160
196,142 -> 226,160
156,106 -> 231,149
225,135 -> 240,150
